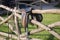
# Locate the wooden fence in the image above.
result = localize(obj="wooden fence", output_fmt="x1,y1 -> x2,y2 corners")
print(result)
0,4 -> 60,40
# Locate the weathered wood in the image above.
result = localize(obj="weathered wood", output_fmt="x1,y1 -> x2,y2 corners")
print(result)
32,9 -> 60,14
0,4 -> 60,40
0,5 -> 13,12
29,21 -> 60,34
1,4 -> 60,14
0,14 -> 13,25
0,32 -> 17,39
15,13 -> 22,19
0,13 -> 60,39
14,7 -> 21,40
48,21 -> 60,27
0,36 -> 6,40
0,16 -> 17,34
16,13 -> 60,28
4,12 -> 58,36
0,32 -> 25,40
30,21 -> 60,34
31,20 -> 60,40
0,4 -> 21,13
16,14 -> 60,37
0,32 -> 41,40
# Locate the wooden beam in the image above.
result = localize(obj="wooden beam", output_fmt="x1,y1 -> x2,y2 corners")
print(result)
0,4 -> 21,13
0,5 -> 13,12
18,21 -> 60,38
1,4 -> 60,14
0,16 -> 17,35
29,21 -> 60,34
0,32 -> 17,39
31,20 -> 60,40
15,13 -> 21,19
48,21 -> 60,28
0,13 -> 60,40
12,14 -> 60,28
16,14 -> 60,37
16,14 -> 60,28
0,32 -> 41,40
14,7 -> 21,40
0,14 -> 13,25
32,9 -> 60,14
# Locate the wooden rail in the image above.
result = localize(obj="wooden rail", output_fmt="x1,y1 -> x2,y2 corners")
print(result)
32,9 -> 60,14
31,20 -> 60,40
0,4 -> 60,40
0,4 -> 60,14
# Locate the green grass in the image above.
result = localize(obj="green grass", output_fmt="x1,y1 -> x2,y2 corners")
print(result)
0,13 -> 60,40
29,13 -> 60,40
